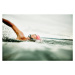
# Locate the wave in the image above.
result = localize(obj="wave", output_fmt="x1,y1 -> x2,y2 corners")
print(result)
41,37 -> 73,41
2,37 -> 73,61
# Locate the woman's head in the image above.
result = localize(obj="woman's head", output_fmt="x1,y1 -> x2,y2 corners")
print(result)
28,34 -> 41,41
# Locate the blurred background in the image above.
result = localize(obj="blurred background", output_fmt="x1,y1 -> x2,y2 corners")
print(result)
2,14 -> 73,39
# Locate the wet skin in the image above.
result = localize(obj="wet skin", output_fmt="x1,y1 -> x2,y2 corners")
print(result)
2,18 -> 37,41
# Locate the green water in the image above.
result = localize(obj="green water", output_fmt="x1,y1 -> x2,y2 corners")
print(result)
2,39 -> 73,61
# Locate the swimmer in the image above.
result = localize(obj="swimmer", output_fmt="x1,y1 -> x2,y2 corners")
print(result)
2,18 -> 41,42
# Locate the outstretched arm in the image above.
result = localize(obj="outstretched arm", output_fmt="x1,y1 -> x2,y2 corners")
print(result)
2,18 -> 27,40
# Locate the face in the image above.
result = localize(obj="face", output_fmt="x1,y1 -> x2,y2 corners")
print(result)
31,34 -> 37,39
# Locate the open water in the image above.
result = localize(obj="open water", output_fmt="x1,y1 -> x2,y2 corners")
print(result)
2,14 -> 73,61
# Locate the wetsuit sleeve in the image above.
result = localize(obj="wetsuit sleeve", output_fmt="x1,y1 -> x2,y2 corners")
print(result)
2,18 -> 13,27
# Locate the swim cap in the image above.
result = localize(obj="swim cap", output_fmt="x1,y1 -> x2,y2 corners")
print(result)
36,35 -> 41,40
